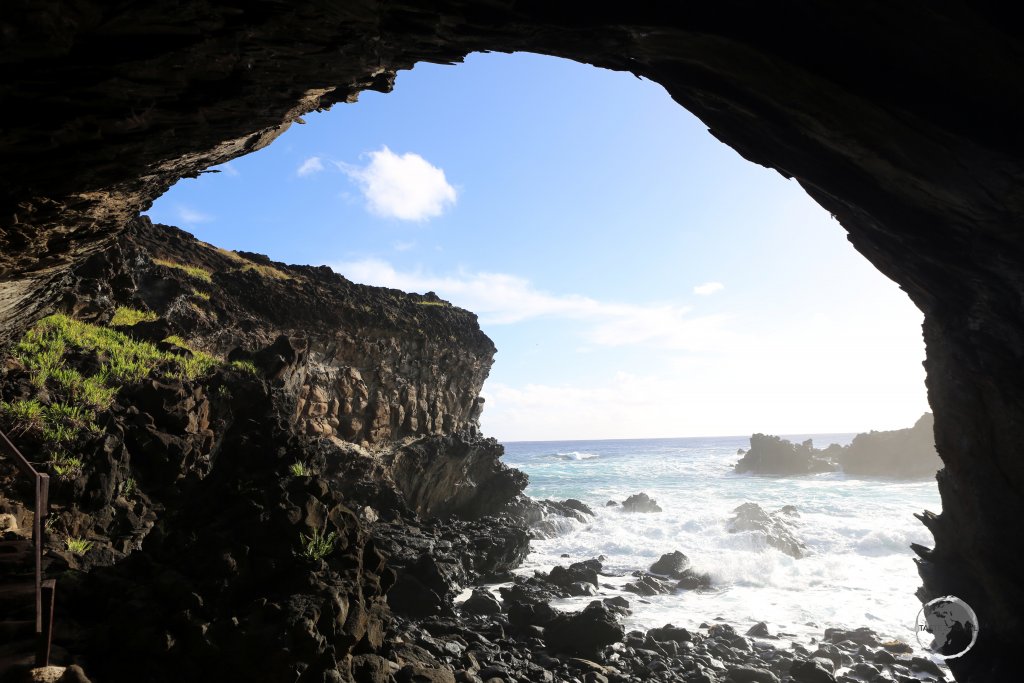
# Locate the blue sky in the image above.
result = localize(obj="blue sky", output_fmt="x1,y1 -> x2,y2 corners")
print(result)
145,52 -> 929,441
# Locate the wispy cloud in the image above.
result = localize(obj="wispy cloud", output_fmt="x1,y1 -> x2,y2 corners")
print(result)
694,281 -> 724,296
393,241 -> 416,252
297,156 -> 325,177
329,258 -> 734,350
341,147 -> 456,221
176,205 -> 213,224
215,162 -> 240,177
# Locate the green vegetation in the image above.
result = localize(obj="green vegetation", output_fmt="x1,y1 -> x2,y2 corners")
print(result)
191,289 -> 211,301
153,258 -> 213,283
240,262 -> 293,281
50,452 -> 84,480
1,314 -> 258,482
0,398 -> 43,435
415,300 -> 450,307
121,477 -> 136,496
289,461 -> 311,477
208,244 -> 294,281
109,307 -> 158,327
230,359 -> 260,376
300,526 -> 337,562
64,536 -> 93,554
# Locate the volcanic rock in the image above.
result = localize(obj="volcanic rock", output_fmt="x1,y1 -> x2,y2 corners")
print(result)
728,503 -> 807,558
621,493 -> 662,513
735,435 -> 836,475
649,551 -> 690,577
543,602 -> 625,657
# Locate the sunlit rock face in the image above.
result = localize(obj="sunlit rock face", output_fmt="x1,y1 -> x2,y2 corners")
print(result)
2,3 -> 1023,679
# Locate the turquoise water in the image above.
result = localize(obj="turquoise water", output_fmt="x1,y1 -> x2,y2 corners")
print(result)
501,435 -> 942,647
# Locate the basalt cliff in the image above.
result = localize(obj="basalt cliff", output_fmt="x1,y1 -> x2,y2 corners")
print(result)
0,218 -> 531,682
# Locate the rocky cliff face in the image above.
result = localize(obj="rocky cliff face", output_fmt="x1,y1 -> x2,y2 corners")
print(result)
75,217 -> 494,449
0,218 -> 530,681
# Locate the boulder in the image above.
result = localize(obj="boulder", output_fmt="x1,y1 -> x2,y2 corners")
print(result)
790,659 -> 836,683
621,493 -> 662,513
649,551 -> 690,577
648,624 -> 693,643
726,666 -> 779,683
461,588 -> 502,616
728,502 -> 806,558
543,602 -> 625,657
746,622 -> 771,637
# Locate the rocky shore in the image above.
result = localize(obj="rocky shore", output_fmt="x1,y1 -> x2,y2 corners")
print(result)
0,220 -> 942,683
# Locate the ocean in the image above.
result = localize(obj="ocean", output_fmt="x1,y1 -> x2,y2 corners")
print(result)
500,435 -> 942,649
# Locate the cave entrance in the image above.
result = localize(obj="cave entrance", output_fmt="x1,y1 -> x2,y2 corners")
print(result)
143,51 -> 937,652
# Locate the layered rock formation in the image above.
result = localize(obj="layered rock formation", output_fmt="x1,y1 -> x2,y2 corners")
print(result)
3,3 -> 1024,680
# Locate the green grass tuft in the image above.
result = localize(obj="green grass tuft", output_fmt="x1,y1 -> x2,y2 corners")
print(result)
230,359 -> 260,376
110,307 -> 158,327
64,536 -> 93,554
191,289 -> 211,301
289,461 -> 311,477
0,399 -> 44,434
300,526 -> 336,562
153,258 -> 213,283
50,452 -> 84,480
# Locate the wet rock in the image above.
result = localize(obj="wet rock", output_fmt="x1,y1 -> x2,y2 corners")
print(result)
621,493 -> 662,513
461,589 -> 501,616
728,502 -> 806,558
746,622 -> 771,638
545,559 -> 601,588
649,550 -> 690,577
727,665 -> 780,683
648,624 -> 693,643
791,659 -> 836,683
824,626 -> 880,648
544,602 -> 625,657
509,497 -> 596,538
624,573 -> 675,596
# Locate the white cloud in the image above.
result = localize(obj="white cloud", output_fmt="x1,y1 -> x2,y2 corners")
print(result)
393,241 -> 416,252
176,205 -> 212,224
342,146 -> 456,221
215,162 -> 240,177
694,281 -> 724,296
297,156 -> 325,177
329,258 -> 734,351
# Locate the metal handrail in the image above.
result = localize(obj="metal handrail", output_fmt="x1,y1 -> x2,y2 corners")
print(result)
0,427 -> 53,667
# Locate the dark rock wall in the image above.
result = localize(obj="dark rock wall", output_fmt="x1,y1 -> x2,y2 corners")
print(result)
77,218 -> 495,448
3,3 -> 1024,680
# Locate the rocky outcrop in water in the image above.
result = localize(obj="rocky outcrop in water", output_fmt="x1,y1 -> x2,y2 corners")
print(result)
728,503 -> 807,559
620,492 -> 663,513
735,435 -> 838,475
838,414 -> 940,478
736,415 -> 939,479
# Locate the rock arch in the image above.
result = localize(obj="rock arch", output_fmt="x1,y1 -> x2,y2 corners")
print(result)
1,3 -> 1021,679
